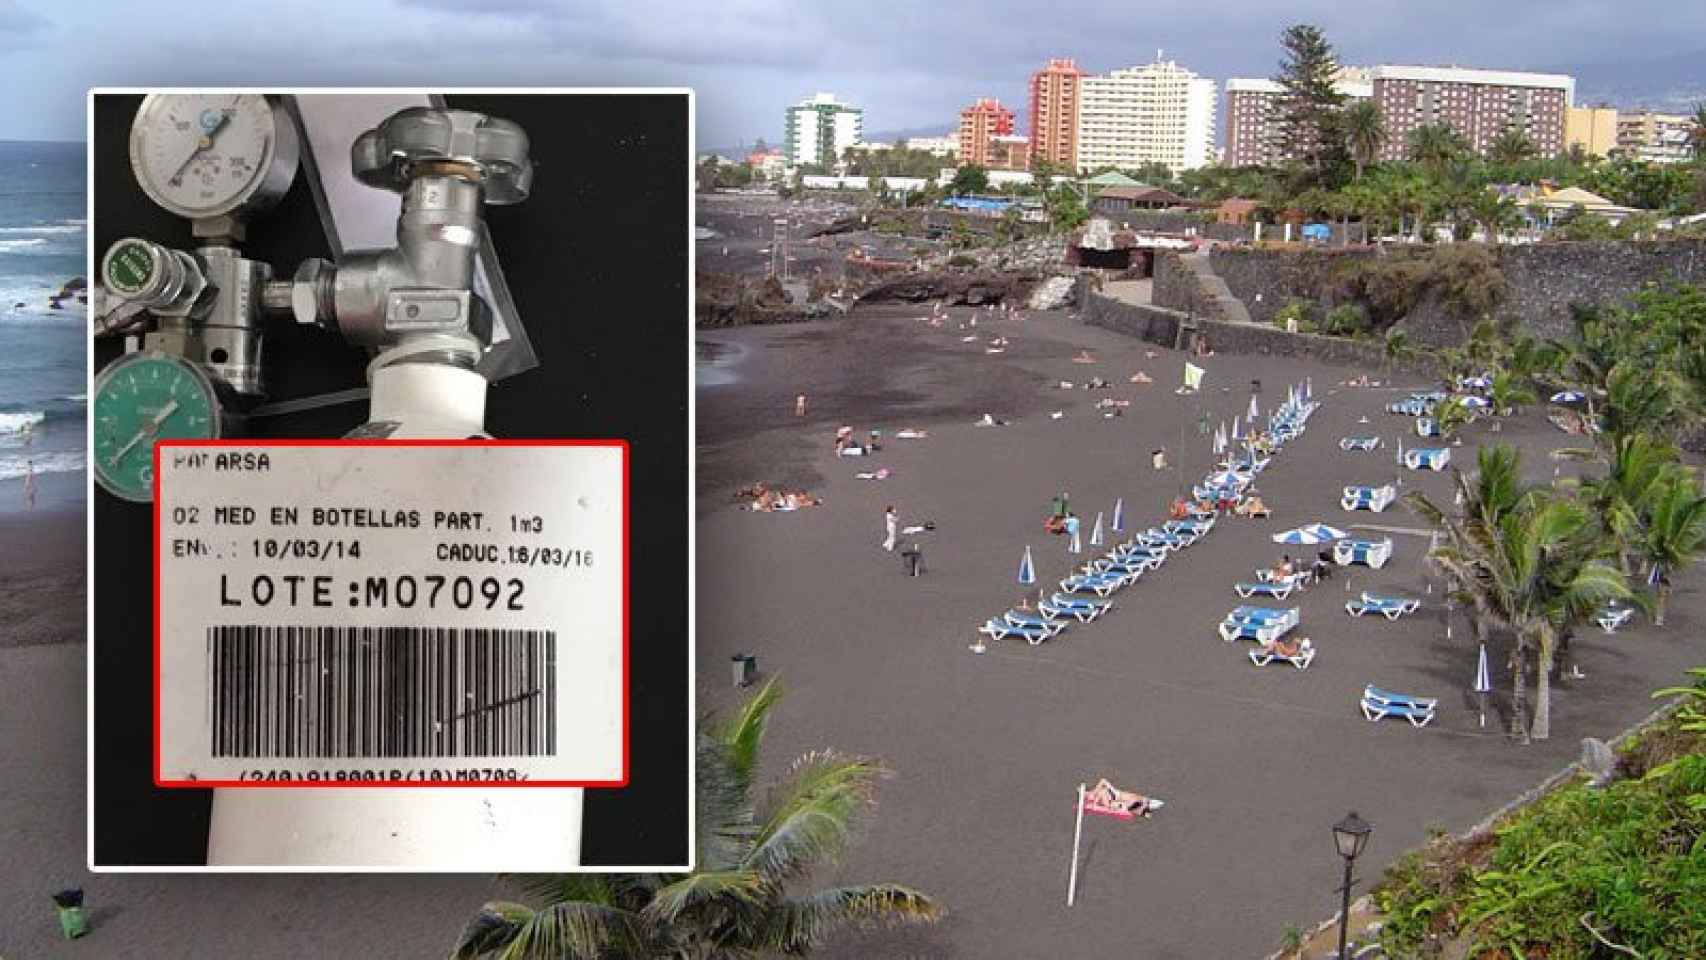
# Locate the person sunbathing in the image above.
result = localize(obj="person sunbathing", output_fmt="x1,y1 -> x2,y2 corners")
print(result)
1193,497 -> 1215,516
1263,636 -> 1305,659
1236,496 -> 1268,518
1169,497 -> 1191,520
1044,515 -> 1067,535
1129,371 -> 1153,383
1086,778 -> 1158,816
1269,557 -> 1294,581
1072,350 -> 1097,364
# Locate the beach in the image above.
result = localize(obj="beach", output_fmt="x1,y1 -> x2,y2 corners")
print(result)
696,305 -> 1704,957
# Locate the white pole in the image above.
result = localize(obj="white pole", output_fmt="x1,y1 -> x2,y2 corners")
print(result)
1067,782 -> 1087,907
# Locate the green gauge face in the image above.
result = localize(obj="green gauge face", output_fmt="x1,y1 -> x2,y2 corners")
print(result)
93,352 -> 222,502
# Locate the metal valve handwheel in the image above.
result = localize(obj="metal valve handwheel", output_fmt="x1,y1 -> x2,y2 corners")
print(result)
350,107 -> 532,203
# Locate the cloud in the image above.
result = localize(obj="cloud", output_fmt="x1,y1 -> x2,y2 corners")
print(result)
0,0 -> 50,50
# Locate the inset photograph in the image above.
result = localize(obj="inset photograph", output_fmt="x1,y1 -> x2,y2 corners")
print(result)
91,90 -> 689,870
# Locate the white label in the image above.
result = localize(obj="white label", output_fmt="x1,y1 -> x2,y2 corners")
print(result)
155,443 -> 625,786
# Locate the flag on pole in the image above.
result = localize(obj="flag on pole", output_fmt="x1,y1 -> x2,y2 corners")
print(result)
1183,362 -> 1204,392
1474,642 -> 1492,728
1112,498 -> 1125,532
1018,545 -> 1035,585
1090,512 -> 1105,547
1305,376 -> 1313,400
1231,415 -> 1241,439
1248,394 -> 1259,420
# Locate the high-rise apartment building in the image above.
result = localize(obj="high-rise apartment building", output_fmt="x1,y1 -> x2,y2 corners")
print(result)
1565,106 -> 1619,157
1223,71 -> 1373,167
957,98 -> 1016,168
1616,110 -> 1697,164
1371,66 -> 1573,161
1027,58 -> 1085,171
1075,59 -> 1216,173
783,93 -> 864,169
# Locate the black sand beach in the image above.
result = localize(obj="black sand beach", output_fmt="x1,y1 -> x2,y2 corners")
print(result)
696,306 -> 1703,957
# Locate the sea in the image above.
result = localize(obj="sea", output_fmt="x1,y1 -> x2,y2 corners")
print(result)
0,141 -> 87,489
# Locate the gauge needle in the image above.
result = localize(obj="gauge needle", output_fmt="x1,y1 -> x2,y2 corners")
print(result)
106,398 -> 181,467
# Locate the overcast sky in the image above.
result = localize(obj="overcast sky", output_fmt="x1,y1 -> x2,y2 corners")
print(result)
4,0 -> 1702,145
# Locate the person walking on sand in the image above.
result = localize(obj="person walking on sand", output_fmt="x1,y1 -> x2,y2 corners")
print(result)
795,393 -> 807,417
882,505 -> 898,551
23,458 -> 37,511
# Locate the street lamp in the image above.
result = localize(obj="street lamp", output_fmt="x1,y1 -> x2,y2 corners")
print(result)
1332,811 -> 1373,960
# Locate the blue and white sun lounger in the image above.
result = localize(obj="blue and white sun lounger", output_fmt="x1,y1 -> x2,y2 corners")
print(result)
1345,593 -> 1420,619
979,618 -> 1055,646
1363,685 -> 1438,709
1334,537 -> 1393,569
1139,528 -> 1196,548
1085,558 -> 1152,580
1341,483 -> 1397,513
1596,606 -> 1635,633
1340,436 -> 1382,452
1360,698 -> 1436,726
1109,543 -> 1168,564
1166,518 -> 1215,537
1415,417 -> 1442,438
1002,610 -> 1068,637
1060,572 -> 1129,597
1041,594 -> 1111,622
1413,391 -> 1448,404
1405,447 -> 1451,471
1249,638 -> 1314,669
1236,579 -> 1301,600
1386,400 -> 1428,416
1218,606 -> 1299,643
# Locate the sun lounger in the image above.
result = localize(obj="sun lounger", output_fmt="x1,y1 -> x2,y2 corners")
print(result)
1110,542 -> 1168,562
1345,593 -> 1420,620
1341,484 -> 1397,513
1060,573 -> 1129,597
1041,595 -> 1111,622
1359,698 -> 1436,727
1235,579 -> 1299,600
1339,436 -> 1381,452
1363,685 -> 1438,709
1002,610 -> 1068,637
1218,606 -> 1299,643
1249,637 -> 1314,669
1595,606 -> 1635,633
1085,558 -> 1152,580
1166,518 -> 1215,537
1404,447 -> 1451,471
1334,537 -> 1393,569
1415,417 -> 1442,438
1140,528 -> 1197,548
1386,400 -> 1427,416
979,618 -> 1055,645
1091,551 -> 1161,573
1412,391 -> 1448,404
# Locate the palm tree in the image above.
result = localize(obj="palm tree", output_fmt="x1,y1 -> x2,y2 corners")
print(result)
454,678 -> 941,959
1634,472 -> 1706,625
1407,123 -> 1468,177
1691,102 -> 1706,160
1467,189 -> 1519,243
1556,431 -> 1683,571
1488,127 -> 1537,166
1412,482 -> 1629,741
1343,100 -> 1386,181
1487,370 -> 1537,418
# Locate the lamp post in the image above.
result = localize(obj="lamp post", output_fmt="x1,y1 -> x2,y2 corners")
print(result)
1332,811 -> 1373,960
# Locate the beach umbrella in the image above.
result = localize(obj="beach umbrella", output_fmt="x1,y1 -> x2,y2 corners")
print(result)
1396,435 -> 1405,466
1458,395 -> 1490,409
1302,523 -> 1349,541
1305,376 -> 1312,400
1271,526 -> 1326,545
1018,545 -> 1035,585
1231,415 -> 1242,439
1090,512 -> 1105,547
1112,498 -> 1125,533
1459,375 -> 1491,390
1648,564 -> 1664,587
1248,394 -> 1259,420
1474,642 -> 1492,728
1550,390 -> 1584,404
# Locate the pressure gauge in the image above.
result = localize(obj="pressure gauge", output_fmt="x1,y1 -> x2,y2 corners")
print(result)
129,93 -> 299,222
93,352 -> 224,503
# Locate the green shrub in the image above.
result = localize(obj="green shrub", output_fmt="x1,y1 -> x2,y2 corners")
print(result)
1324,303 -> 1365,336
1273,299 -> 1315,333
947,253 -> 978,268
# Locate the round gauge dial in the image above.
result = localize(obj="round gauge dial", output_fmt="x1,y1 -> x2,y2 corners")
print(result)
93,352 -> 223,503
129,93 -> 300,221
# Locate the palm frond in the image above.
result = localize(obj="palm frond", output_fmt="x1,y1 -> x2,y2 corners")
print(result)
713,675 -> 784,791
759,884 -> 943,954
488,901 -> 646,960
746,752 -> 887,884
639,869 -> 769,928
451,901 -> 536,960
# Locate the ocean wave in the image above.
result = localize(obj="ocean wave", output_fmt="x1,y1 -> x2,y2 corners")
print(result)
0,450 -> 84,481
0,411 -> 45,433
0,238 -> 50,251
0,224 -> 84,235
64,393 -> 86,402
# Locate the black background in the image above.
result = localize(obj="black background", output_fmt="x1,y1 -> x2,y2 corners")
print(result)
92,93 -> 688,867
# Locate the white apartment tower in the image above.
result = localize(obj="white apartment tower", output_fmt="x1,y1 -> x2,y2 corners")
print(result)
1075,59 -> 1217,174
784,93 -> 864,169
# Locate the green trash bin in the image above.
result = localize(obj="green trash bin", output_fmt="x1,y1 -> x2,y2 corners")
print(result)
52,889 -> 88,939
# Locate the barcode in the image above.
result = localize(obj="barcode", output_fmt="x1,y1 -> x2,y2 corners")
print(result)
207,626 -> 556,759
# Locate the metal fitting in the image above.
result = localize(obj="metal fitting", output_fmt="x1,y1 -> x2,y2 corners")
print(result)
100,238 -> 207,317
350,108 -> 531,204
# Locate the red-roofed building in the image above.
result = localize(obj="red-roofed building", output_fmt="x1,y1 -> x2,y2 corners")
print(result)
957,98 -> 1017,168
